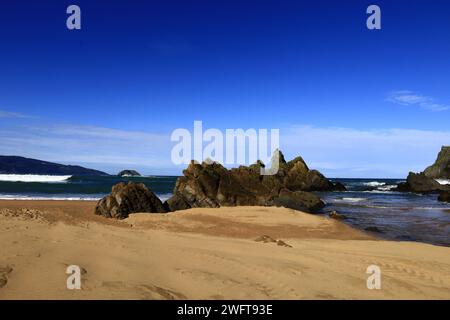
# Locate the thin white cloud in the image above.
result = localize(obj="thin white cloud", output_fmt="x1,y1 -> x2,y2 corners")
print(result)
1,121 -> 449,177
0,110 -> 33,118
280,125 -> 450,177
388,91 -> 449,111
0,124 -> 172,173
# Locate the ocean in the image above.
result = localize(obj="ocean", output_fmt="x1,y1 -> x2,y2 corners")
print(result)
0,175 -> 449,246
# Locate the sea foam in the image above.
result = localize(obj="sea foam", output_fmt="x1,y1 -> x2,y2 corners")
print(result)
0,174 -> 72,183
363,181 -> 386,187
333,197 -> 367,203
0,194 -> 100,201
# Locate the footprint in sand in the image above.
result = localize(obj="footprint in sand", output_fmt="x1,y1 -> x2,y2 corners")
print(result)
0,266 -> 13,288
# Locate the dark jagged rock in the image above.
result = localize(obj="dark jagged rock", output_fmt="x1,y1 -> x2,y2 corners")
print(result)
395,172 -> 449,194
364,226 -> 384,233
406,172 -> 443,193
165,193 -> 192,212
273,189 -> 325,213
165,150 -> 334,213
396,146 -> 450,194
424,146 -> 450,179
438,191 -> 450,203
395,182 -> 410,192
118,170 -> 141,177
332,182 -> 347,192
95,182 -> 166,219
280,155 -> 335,191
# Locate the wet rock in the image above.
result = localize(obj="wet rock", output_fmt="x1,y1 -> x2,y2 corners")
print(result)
332,182 -> 347,191
364,226 -> 384,233
438,191 -> 450,203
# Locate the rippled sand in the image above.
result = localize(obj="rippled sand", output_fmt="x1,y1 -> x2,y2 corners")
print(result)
0,200 -> 449,299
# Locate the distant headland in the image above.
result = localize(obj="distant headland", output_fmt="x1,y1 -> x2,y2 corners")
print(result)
0,156 -> 108,176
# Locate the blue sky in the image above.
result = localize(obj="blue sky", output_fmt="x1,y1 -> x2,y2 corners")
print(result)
0,0 -> 449,177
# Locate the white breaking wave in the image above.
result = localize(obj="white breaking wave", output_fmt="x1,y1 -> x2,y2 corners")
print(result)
0,192 -> 173,201
0,194 -> 100,201
334,197 -> 367,203
0,174 -> 72,183
435,179 -> 450,185
377,185 -> 397,191
364,181 -> 386,187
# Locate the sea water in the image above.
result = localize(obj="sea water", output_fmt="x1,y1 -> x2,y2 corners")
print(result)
0,175 -> 448,246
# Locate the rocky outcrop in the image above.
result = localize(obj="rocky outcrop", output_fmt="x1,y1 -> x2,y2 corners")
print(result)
438,191 -> 450,203
405,172 -> 446,193
118,170 -> 141,177
95,182 -> 167,219
272,189 -> 325,212
97,151 -> 341,218
396,146 -> 450,194
165,151 -> 335,213
424,146 -> 450,179
332,182 -> 347,192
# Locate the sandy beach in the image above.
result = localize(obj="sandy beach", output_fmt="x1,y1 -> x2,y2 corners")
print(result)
0,200 -> 449,300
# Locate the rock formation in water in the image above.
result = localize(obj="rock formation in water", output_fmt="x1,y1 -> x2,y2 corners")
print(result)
396,146 -> 450,194
95,182 -> 167,219
118,170 -> 141,177
97,150 -> 344,218
165,150 -> 342,214
438,191 -> 450,203
396,172 -> 446,193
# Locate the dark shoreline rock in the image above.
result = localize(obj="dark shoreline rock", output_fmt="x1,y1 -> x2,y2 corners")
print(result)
407,172 -> 444,193
395,146 -> 450,194
273,189 -> 325,213
332,182 -> 347,192
364,226 -> 384,233
438,191 -> 450,203
394,172 -> 450,194
97,151 -> 343,218
95,182 -> 167,219
165,151 -> 335,214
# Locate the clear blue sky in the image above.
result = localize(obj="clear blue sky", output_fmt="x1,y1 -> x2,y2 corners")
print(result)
0,0 -> 449,177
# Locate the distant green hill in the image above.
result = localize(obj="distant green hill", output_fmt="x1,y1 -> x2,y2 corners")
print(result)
0,156 -> 108,176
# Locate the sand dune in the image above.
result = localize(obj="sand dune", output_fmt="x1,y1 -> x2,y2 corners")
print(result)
0,201 -> 449,299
